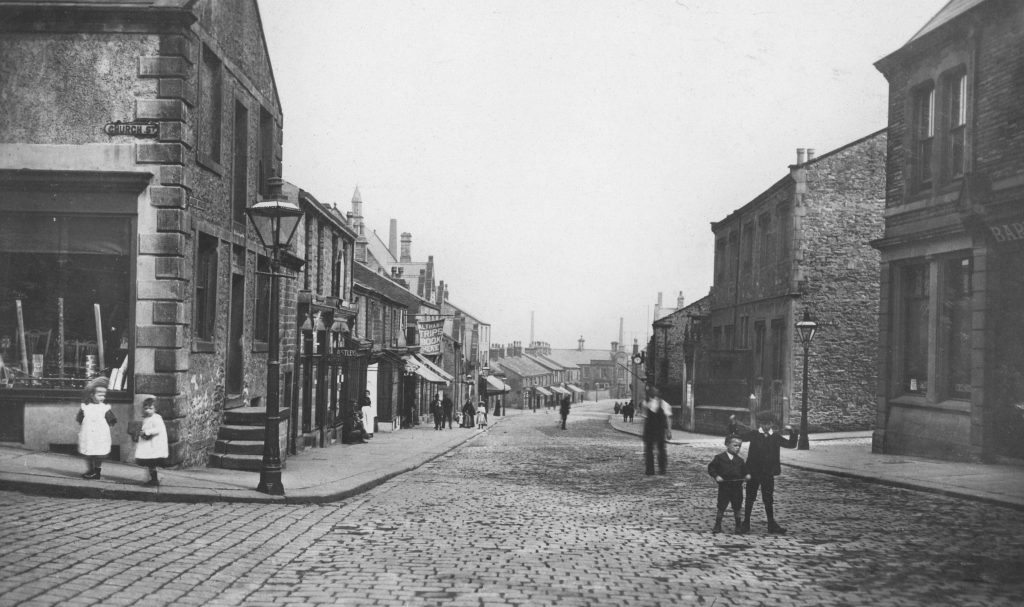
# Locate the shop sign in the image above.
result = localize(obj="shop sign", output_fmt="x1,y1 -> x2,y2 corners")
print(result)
417,319 -> 445,356
325,349 -> 360,364
988,219 -> 1024,245
104,121 -> 158,137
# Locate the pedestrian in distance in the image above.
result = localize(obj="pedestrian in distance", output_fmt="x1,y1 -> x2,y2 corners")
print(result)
614,401 -> 621,415
360,390 -> 374,438
641,386 -> 672,476
707,435 -> 751,534
729,412 -> 799,534
622,401 -> 634,424
132,397 -> 168,487
77,376 -> 116,480
559,395 -> 571,430
476,400 -> 488,430
432,393 -> 444,430
626,400 -> 635,422
442,392 -> 454,429
462,398 -> 476,428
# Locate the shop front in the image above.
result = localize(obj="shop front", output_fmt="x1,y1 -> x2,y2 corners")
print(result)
0,170 -> 149,459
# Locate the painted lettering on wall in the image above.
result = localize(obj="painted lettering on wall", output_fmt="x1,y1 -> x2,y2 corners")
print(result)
989,221 -> 1024,243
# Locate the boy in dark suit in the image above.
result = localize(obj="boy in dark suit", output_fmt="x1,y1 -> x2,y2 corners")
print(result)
729,412 -> 799,534
707,435 -> 750,534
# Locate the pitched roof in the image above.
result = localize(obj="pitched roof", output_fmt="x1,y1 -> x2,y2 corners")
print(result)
907,0 -> 986,45
493,356 -> 548,378
546,349 -> 615,366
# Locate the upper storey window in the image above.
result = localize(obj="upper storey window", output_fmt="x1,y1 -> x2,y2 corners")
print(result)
198,45 -> 223,172
913,83 -> 935,190
946,71 -> 967,180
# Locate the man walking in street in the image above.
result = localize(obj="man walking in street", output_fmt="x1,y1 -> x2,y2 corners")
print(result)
559,395 -> 571,430
642,386 -> 672,475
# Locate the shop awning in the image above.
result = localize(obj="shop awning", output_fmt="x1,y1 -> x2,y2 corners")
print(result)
414,353 -> 455,382
566,384 -> 585,393
549,386 -> 570,395
403,355 -> 447,384
533,386 -> 553,396
484,375 -> 511,393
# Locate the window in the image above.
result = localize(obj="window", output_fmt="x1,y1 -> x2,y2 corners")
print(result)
913,84 -> 935,189
258,107 -> 275,198
0,214 -> 132,389
770,319 -> 785,380
255,255 -> 270,343
741,222 -> 753,279
943,257 -> 971,399
714,238 -> 726,285
232,100 -> 249,225
946,71 -> 967,180
195,233 -> 219,342
738,316 -> 749,349
902,264 -> 929,394
331,235 -> 342,299
198,45 -> 223,169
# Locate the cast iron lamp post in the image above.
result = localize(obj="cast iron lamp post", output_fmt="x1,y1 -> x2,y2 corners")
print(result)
246,194 -> 303,494
795,310 -> 818,451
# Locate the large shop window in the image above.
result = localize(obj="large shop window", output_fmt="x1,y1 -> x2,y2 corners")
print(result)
901,264 -> 929,394
896,255 -> 972,401
0,213 -> 132,390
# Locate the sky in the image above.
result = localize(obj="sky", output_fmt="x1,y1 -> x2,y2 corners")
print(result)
258,0 -> 948,350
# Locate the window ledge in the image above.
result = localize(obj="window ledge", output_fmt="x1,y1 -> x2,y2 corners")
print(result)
193,340 -> 215,354
890,395 -> 971,413
197,153 -> 223,176
252,341 -> 269,353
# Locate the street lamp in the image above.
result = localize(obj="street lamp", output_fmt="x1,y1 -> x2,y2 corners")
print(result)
246,191 -> 303,495
795,310 -> 818,450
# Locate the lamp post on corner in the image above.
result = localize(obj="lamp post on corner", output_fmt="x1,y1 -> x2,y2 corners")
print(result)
246,188 -> 303,495
795,310 -> 818,451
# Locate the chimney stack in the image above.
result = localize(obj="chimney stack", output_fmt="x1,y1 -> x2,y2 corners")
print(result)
796,148 -> 806,165
677,291 -> 685,309
806,148 -> 816,162
400,232 -> 412,263
389,219 -> 398,259
578,336 -> 585,351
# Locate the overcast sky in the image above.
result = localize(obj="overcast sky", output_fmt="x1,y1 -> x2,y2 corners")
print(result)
259,0 -> 946,350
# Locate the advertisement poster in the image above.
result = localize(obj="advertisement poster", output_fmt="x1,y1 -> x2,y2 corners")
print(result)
417,319 -> 445,356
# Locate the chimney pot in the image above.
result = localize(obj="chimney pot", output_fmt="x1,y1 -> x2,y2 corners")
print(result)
807,148 -> 816,162
796,148 -> 806,165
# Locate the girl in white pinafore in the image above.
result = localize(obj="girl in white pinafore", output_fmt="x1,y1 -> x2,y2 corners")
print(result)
134,397 -> 168,487
77,377 -> 116,479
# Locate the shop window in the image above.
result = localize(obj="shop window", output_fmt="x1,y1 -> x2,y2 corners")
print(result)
945,70 -> 967,181
912,83 -> 935,190
194,233 -> 219,343
198,44 -> 223,172
255,255 -> 270,344
901,264 -> 930,394
943,257 -> 972,400
0,214 -> 132,389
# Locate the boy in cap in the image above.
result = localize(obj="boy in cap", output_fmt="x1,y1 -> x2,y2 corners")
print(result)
728,412 -> 799,534
707,435 -> 750,534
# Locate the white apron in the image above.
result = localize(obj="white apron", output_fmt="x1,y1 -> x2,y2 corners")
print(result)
78,403 -> 112,456
134,414 -> 169,460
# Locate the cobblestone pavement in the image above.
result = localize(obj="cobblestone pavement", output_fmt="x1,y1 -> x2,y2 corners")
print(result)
2,406 -> 1023,606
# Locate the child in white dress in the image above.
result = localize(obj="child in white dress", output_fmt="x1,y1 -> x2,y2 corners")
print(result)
476,402 -> 488,430
77,377 -> 116,479
133,398 -> 168,487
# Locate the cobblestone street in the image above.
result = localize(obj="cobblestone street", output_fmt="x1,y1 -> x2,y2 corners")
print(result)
2,406 -> 1023,606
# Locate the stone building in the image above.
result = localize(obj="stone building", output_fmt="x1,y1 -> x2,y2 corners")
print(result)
649,294 -> 710,429
701,132 -> 887,433
872,0 -> 1024,462
0,0 -> 287,467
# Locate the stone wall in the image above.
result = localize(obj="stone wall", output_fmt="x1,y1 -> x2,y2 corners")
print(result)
797,131 -> 887,431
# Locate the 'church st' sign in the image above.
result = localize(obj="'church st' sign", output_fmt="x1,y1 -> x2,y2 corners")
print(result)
103,121 -> 158,137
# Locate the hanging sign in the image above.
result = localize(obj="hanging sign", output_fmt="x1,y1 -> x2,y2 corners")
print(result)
417,319 -> 445,356
104,121 -> 158,137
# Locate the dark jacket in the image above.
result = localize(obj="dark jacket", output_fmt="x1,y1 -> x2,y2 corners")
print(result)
442,396 -> 454,414
729,422 -> 798,477
707,452 -> 748,481
559,397 -> 571,416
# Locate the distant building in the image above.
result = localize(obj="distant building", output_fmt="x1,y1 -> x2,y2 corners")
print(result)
701,132 -> 887,433
872,0 -> 1024,462
649,294 -> 710,429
